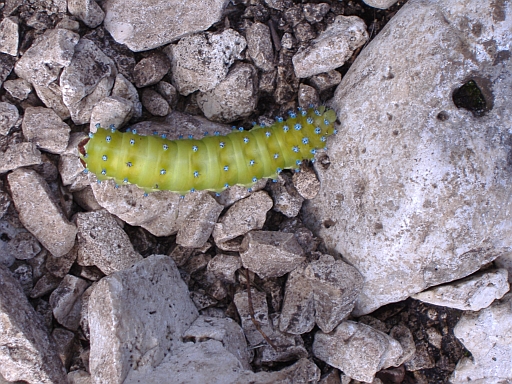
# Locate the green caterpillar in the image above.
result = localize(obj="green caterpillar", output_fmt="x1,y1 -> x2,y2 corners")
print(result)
78,106 -> 337,195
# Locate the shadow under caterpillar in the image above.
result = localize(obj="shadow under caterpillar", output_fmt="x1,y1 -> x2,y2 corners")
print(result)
78,106 -> 337,195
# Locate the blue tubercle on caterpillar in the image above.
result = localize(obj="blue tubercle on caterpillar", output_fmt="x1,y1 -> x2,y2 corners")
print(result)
78,106 -> 337,195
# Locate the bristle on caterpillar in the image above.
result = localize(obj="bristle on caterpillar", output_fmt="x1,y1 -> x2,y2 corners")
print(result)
78,106 -> 337,195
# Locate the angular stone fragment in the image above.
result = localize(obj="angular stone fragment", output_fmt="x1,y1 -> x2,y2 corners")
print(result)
103,0 -> 231,52
3,79 -> 32,100
292,16 -> 368,78
313,321 -> 403,383
280,255 -> 364,334
310,70 -> 342,91
52,327 -> 76,369
183,315 -> 251,369
292,165 -> 321,200
298,83 -> 320,108
234,288 -> 272,346
141,88 -> 169,116
88,255 -> 198,384
176,191 -> 224,248
213,191 -> 273,244
76,209 -> 142,275
50,274 -> 89,331
0,101 -> 19,136
207,254 -> 242,284
451,292 -> 512,383
362,0 -> 399,9
22,107 -> 71,154
60,38 -> 117,124
8,169 -> 77,257
0,142 -> 42,173
268,173 -> 304,217
111,74 -> 142,117
89,96 -> 133,132
90,179 -> 181,237
413,269 -> 510,311
68,0 -> 105,28
0,17 -> 18,56
30,273 -> 62,299
197,63 -> 259,123
246,22 -> 275,72
59,153 -> 90,192
0,264 -> 67,383
303,3 -> 330,23
33,83 -> 71,120
14,28 -> 80,87
134,52 -> 171,88
166,29 -> 246,95
240,231 -> 305,278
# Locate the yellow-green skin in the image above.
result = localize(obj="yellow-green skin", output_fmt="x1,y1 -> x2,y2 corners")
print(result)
81,106 -> 337,195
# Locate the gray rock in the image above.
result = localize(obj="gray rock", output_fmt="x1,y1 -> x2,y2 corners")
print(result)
233,288 -> 273,347
33,83 -> 71,120
451,293 -> 512,382
240,231 -> 306,278
68,370 -> 92,384
90,179 -> 182,237
76,209 -> 142,275
111,74 -> 142,117
389,324 -> 416,367
260,314 -> 308,364
22,107 -> 71,154
303,0 -> 512,315
413,269 -> 510,311
49,274 -> 89,330
0,264 -> 67,383
124,339 -> 245,384
156,81 -> 178,109
103,0 -> 231,52
14,28 -> 79,87
45,246 -> 77,278
183,315 -> 251,370
176,191 -> 224,248
52,327 -> 75,369
495,253 -> 512,283
12,263 -> 33,295
197,63 -> 259,123
292,165 -> 321,200
313,320 -> 403,383
141,88 -> 169,116
280,255 -> 364,334
298,83 -> 320,108
60,38 -> 117,124
89,96 -> 133,132
213,179 -> 268,207
3,79 -> 32,101
0,101 -> 19,136
246,22 -> 275,72
68,0 -> 105,28
8,169 -> 77,257
88,255 -> 199,384
133,52 -> 171,88
213,191 -> 273,244
30,273 -> 62,299
7,230 -> 41,260
362,0 -> 399,9
268,173 -> 304,217
0,53 -> 16,89
207,254 -> 242,284
310,70 -> 342,92
0,142 -> 41,173
0,17 -> 18,56
292,15 -> 368,78
303,3 -> 330,24
166,29 -> 246,96
59,149 -> 90,192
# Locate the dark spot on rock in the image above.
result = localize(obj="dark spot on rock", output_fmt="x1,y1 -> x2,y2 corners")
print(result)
0,233 -> 10,242
436,111 -> 449,121
392,130 -> 399,136
452,79 -> 491,117
494,50 -> 511,65
323,219 -> 336,229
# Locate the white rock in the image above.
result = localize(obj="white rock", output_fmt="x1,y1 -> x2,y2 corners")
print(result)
49,274 -> 89,330
166,29 -> 246,96
197,63 -> 258,123
0,101 -> 19,136
303,0 -> 512,316
451,293 -> 512,383
14,28 -> 80,87
413,269 -> 510,311
22,107 -> 71,154
7,169 -> 77,257
103,0 -> 231,52
0,17 -> 18,56
292,16 -> 368,78
89,96 -> 133,133
313,320 -> 403,383
362,0 -> 399,9
88,255 -> 199,384
68,0 -> 105,28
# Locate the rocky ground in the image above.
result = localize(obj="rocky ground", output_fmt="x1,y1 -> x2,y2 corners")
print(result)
1,0 -> 512,383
